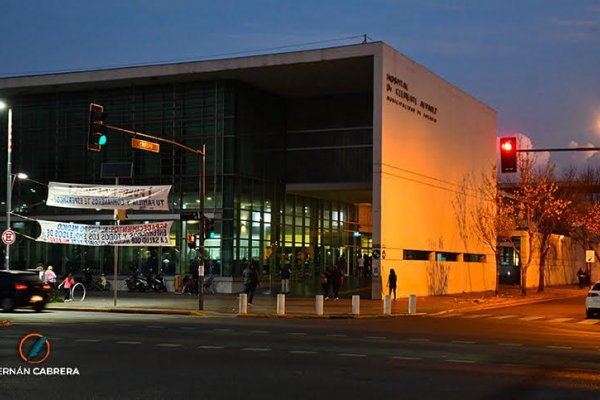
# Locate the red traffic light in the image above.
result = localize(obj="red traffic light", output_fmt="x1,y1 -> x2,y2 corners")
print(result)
499,137 -> 517,173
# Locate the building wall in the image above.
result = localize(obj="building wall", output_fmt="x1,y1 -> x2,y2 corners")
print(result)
518,232 -> 598,289
373,44 -> 497,298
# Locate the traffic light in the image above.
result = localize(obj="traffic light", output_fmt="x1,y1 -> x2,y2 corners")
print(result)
499,137 -> 517,173
87,103 -> 107,152
207,219 -> 215,239
187,234 -> 197,249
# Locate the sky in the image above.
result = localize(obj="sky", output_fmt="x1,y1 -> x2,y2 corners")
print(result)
1,0 -> 599,170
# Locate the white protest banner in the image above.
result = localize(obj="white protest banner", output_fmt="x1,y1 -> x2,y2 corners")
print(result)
46,182 -> 171,211
36,220 -> 173,247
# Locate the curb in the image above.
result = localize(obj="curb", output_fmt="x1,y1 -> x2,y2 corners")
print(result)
236,312 -> 427,319
45,305 -> 228,318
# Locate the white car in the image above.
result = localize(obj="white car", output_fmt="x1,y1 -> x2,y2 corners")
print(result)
585,282 -> 600,318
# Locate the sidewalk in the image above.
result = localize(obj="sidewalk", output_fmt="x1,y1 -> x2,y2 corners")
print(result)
42,284 -> 586,318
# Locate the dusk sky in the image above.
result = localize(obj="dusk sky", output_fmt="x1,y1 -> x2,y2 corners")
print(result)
1,0 -> 599,169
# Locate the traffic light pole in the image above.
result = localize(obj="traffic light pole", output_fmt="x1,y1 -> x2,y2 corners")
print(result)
101,123 -> 207,310
198,144 -> 205,311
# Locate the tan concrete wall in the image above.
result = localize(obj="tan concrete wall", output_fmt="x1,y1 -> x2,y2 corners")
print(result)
520,232 -> 598,289
373,44 -> 497,297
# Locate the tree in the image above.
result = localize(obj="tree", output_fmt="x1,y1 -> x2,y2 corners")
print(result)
465,166 -> 516,296
502,155 -> 570,295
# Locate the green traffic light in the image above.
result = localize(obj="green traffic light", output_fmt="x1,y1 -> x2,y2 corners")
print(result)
98,135 -> 107,145
209,231 -> 215,239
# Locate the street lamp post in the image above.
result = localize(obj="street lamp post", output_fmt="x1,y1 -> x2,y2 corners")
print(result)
0,102 -> 12,270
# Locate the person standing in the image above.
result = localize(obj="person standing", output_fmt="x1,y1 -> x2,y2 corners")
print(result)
330,264 -> 342,300
357,253 -> 364,277
44,265 -> 57,287
321,269 -> 331,300
243,264 -> 258,305
387,268 -> 397,300
59,273 -> 75,302
281,263 -> 291,294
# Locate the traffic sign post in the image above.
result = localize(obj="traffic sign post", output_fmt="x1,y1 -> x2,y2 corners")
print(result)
2,229 -> 16,246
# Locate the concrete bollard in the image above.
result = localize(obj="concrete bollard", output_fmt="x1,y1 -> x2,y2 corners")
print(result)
239,293 -> 248,314
352,295 -> 360,316
383,294 -> 391,315
277,293 -> 286,315
315,295 -> 324,316
408,294 -> 417,314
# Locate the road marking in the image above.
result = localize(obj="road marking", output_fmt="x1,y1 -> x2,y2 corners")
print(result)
498,342 -> 523,347
391,356 -> 422,361
289,350 -> 317,354
198,345 -> 224,349
180,327 -> 195,330
519,316 -> 544,321
214,328 -> 234,332
461,314 -> 492,319
76,339 -> 101,343
250,330 -> 269,334
147,325 -> 164,329
117,341 -> 141,345
446,359 -> 476,364
409,338 -> 431,342
577,319 -> 600,325
242,347 -> 271,352
452,340 -> 476,344
156,343 -> 182,348
287,332 -> 307,336
339,353 -> 366,357
115,324 -> 132,327
365,336 -> 387,340
492,315 -> 517,320
547,318 -> 573,323
547,345 -> 572,350
327,334 -> 347,337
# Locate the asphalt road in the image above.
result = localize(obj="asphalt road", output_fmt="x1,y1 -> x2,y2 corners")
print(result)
1,296 -> 599,400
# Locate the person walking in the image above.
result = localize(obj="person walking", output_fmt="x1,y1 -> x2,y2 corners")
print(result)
330,264 -> 342,300
59,273 -> 75,302
387,268 -> 397,300
281,263 -> 291,294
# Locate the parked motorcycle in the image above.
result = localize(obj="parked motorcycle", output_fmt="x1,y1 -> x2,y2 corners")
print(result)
146,270 -> 167,292
126,269 -> 151,292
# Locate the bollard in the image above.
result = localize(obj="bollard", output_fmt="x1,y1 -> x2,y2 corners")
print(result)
408,294 -> 417,314
239,293 -> 248,314
315,295 -> 324,316
383,294 -> 391,315
352,295 -> 360,316
277,293 -> 286,315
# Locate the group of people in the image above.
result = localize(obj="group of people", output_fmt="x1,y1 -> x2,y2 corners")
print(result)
35,263 -> 75,302
320,264 -> 343,300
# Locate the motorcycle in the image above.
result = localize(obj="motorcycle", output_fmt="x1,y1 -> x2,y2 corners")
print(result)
146,270 -> 167,292
126,269 -> 151,292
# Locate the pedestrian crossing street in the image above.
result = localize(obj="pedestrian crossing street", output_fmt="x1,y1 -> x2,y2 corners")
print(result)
436,312 -> 600,325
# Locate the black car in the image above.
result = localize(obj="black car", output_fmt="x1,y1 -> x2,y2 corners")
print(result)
0,270 -> 51,312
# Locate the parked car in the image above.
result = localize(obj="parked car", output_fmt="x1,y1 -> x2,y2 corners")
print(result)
585,281 -> 600,318
0,270 -> 51,312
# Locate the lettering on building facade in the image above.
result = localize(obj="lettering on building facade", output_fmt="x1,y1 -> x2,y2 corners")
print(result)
385,73 -> 438,123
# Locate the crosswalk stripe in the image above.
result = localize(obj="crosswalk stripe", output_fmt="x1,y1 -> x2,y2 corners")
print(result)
547,318 -> 573,323
577,319 -> 600,325
461,314 -> 493,319
519,316 -> 544,321
491,315 -> 517,320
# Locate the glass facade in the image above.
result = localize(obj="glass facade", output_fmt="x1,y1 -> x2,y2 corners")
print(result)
0,75 -> 373,293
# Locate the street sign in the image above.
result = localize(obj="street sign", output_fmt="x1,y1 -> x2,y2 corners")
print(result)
2,229 -> 16,245
132,138 -> 160,153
